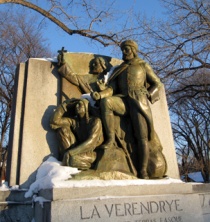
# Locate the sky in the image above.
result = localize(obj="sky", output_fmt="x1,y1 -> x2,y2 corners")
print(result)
0,0 -> 165,58
46,0 -> 165,57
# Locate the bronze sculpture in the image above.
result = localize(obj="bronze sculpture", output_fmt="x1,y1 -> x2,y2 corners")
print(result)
51,41 -> 167,179
57,53 -> 109,94
50,99 -> 104,170
91,40 -> 167,179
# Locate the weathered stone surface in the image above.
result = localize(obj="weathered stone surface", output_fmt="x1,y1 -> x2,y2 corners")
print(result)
150,86 -> 178,179
0,190 -> 33,222
7,64 -> 26,187
0,182 -> 209,222
7,59 -> 60,188
39,183 -> 194,201
48,194 -> 202,222
35,183 -> 210,222
199,193 -> 210,222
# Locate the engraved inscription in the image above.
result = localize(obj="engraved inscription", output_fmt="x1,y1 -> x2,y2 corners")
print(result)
79,199 -> 183,220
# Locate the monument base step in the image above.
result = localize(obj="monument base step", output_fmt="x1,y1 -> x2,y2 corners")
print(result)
35,183 -> 210,222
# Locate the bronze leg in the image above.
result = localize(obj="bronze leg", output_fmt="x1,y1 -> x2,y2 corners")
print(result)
137,139 -> 149,179
100,113 -> 115,149
100,96 -> 127,149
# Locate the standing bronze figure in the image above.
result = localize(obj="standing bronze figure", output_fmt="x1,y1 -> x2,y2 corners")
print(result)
91,40 -> 166,179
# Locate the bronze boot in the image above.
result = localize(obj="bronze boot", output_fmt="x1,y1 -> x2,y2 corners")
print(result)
100,113 -> 115,149
138,139 -> 149,179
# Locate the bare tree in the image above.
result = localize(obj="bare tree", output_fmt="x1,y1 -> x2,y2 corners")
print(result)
1,0 -> 208,83
132,0 -> 210,180
133,0 -> 210,85
0,10 -> 51,182
173,99 -> 210,182
0,0 -> 140,49
171,71 -> 210,182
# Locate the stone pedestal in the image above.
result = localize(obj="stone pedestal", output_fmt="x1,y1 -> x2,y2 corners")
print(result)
34,183 -> 210,222
1,183 -> 210,222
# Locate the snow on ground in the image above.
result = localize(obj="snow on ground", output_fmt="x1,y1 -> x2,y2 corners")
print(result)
0,181 -> 9,191
25,156 -> 183,198
0,156 -> 184,197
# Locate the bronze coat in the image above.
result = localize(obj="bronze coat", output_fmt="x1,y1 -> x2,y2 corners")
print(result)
107,57 -> 162,141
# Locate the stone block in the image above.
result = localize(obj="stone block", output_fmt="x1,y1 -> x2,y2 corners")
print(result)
0,190 -> 33,221
35,183 -> 210,222
39,183 -> 194,201
199,193 -> 210,222
48,194 -> 202,222
7,59 -> 60,188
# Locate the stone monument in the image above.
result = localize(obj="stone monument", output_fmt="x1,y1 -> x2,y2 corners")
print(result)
1,40 -> 209,222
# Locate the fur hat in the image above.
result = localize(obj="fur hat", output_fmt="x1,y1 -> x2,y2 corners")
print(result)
120,40 -> 138,51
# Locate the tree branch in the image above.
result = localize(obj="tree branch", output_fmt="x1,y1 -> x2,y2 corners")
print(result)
0,0 -> 120,46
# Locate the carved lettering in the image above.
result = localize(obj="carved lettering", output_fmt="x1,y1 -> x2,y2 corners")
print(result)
149,201 -> 159,213
140,202 -> 150,214
132,202 -> 141,215
91,205 -> 100,218
80,199 -> 183,220
159,201 -> 166,213
80,206 -> 90,220
105,204 -> 114,217
115,204 -> 124,216
124,202 -> 132,216
163,216 -> 182,222
165,200 -> 174,212
174,200 -> 183,212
